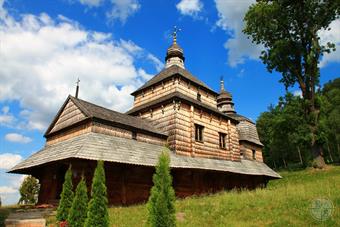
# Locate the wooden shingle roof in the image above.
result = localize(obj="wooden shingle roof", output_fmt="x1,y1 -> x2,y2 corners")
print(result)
10,132 -> 280,178
131,65 -> 218,96
229,113 -> 263,146
45,96 -> 167,138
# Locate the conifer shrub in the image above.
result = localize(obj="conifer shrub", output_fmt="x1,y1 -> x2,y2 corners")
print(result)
147,151 -> 176,227
56,166 -> 74,222
84,160 -> 109,227
68,177 -> 88,227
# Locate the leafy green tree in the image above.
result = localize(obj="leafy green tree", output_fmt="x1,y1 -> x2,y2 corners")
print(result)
68,177 -> 88,227
257,94 -> 311,169
244,0 -> 340,168
147,151 -> 176,227
84,161 -> 109,227
57,166 -> 74,222
320,78 -> 340,162
18,175 -> 40,205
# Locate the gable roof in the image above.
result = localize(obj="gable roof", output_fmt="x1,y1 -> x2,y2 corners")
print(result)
9,132 -> 281,179
45,96 -> 167,138
131,65 -> 218,96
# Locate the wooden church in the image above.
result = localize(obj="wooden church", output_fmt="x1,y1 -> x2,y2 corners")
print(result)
10,33 -> 280,205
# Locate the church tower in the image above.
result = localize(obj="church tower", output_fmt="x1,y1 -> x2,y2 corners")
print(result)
217,77 -> 235,114
165,28 -> 185,69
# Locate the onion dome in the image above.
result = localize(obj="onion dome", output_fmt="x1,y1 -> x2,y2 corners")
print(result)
165,28 -> 185,69
217,77 -> 235,114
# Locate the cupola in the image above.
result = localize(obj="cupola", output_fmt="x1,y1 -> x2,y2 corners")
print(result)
165,27 -> 185,69
217,77 -> 235,114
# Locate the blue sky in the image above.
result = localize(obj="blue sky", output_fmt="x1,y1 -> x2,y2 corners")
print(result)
0,0 -> 339,205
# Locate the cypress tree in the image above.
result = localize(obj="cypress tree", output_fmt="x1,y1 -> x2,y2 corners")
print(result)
68,177 -> 88,227
147,151 -> 176,227
84,161 -> 109,227
56,166 -> 74,222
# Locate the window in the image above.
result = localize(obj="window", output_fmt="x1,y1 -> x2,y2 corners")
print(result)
195,124 -> 204,142
252,150 -> 256,160
219,133 -> 226,149
132,131 -> 137,140
197,93 -> 201,102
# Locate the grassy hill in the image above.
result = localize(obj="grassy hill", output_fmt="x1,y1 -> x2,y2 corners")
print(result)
2,166 -> 339,226
109,166 -> 340,226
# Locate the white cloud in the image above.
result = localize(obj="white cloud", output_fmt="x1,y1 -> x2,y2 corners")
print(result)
215,1 -> 340,68
0,153 -> 23,170
2,106 -> 9,114
0,186 -> 16,194
215,0 -> 261,67
0,174 -> 27,205
79,0 -> 104,7
0,9 -> 161,131
319,19 -> 340,67
147,54 -> 164,72
176,0 -> 203,17
0,106 -> 15,125
5,133 -> 32,143
106,0 -> 141,24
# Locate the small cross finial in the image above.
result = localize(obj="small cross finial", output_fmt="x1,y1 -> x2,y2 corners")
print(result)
172,26 -> 181,44
75,78 -> 80,98
220,76 -> 225,92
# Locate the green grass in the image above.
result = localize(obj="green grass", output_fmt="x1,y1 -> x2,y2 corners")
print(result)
109,166 -> 340,227
6,166 -> 340,227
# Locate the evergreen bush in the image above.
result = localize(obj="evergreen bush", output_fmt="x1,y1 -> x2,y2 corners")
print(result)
147,151 -> 176,227
56,166 -> 74,222
84,161 -> 109,227
68,177 -> 88,227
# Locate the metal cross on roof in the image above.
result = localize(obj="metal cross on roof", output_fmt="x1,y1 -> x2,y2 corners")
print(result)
172,26 -> 181,43
75,78 -> 80,98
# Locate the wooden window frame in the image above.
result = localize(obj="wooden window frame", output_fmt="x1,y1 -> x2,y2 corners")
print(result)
195,124 -> 204,142
219,132 -> 227,149
197,93 -> 201,102
252,149 -> 256,160
132,131 -> 137,140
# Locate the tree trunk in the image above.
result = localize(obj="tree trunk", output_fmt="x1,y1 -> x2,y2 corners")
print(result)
327,142 -> 333,163
306,99 -> 325,169
282,158 -> 287,169
311,142 -> 325,168
297,146 -> 303,165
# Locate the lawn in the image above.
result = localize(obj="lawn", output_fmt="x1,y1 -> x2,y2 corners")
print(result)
109,166 -> 340,226
4,166 -> 340,226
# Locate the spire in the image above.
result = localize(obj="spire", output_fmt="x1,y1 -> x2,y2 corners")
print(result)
75,78 -> 80,98
217,76 -> 235,114
165,26 -> 185,69
172,26 -> 180,44
220,75 -> 224,92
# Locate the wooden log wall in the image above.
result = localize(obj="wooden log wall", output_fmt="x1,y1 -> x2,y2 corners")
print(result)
240,142 -> 264,162
139,104 -> 177,149
133,76 -> 218,109
35,160 -> 268,205
50,99 -> 86,134
47,121 -> 166,146
133,79 -> 176,107
139,101 -> 241,161
174,102 -> 240,161
175,78 -> 217,108
46,122 -> 92,145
